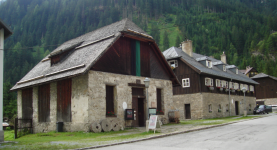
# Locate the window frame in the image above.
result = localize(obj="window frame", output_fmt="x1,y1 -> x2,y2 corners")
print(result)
205,78 -> 213,86
168,60 -> 178,68
223,65 -> 226,71
206,60 -> 212,68
182,78 -> 190,88
106,85 -> 115,116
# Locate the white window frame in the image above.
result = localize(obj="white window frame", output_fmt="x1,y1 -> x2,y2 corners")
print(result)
250,85 -> 254,92
223,65 -> 226,71
236,68 -> 238,74
205,78 -> 213,86
168,60 -> 178,68
234,83 -> 239,90
182,78 -> 190,88
229,82 -> 234,89
216,79 -> 221,87
222,80 -> 228,88
206,60 -> 212,68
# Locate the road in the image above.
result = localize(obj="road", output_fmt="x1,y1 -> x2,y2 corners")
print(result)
94,114 -> 277,150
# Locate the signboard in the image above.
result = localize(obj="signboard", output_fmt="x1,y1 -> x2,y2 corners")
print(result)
125,109 -> 134,120
149,108 -> 156,115
148,115 -> 158,132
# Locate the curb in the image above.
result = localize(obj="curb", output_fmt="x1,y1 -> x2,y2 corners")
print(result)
76,115 -> 269,150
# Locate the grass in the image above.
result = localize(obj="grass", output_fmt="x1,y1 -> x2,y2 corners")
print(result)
1,129 -> 157,150
178,116 -> 261,126
1,115 -> 261,150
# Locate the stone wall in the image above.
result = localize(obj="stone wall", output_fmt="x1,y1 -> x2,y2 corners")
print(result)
88,71 -> 173,126
256,98 -> 277,105
173,92 -> 256,120
173,93 -> 203,120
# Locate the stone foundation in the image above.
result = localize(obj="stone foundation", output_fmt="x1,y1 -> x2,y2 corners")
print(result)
256,98 -> 277,105
173,92 -> 256,120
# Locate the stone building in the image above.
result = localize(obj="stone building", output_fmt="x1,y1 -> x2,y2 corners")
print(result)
239,66 -> 259,78
11,19 -> 179,133
163,40 -> 258,120
251,73 -> 277,106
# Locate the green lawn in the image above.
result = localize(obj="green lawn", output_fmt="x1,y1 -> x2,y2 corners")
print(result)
2,129 -> 156,150
178,116 -> 261,126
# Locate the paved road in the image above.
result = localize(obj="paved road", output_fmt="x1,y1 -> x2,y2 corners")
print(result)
95,114 -> 277,150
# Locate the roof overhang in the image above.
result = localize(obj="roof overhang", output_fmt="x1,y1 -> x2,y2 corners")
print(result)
0,18 -> 13,39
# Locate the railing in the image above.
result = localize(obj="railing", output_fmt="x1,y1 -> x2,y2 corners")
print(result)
14,118 -> 32,139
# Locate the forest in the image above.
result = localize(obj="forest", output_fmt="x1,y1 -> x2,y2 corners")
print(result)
0,0 -> 277,119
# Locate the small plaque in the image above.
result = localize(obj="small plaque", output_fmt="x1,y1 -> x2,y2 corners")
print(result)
136,79 -> 141,84
125,109 -> 134,120
123,102 -> 127,110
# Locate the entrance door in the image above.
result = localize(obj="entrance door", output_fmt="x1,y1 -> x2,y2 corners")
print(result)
185,104 -> 191,119
132,97 -> 145,127
235,101 -> 239,115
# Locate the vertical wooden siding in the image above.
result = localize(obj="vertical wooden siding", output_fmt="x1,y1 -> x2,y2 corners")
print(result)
140,41 -> 150,77
173,59 -> 200,95
157,89 -> 162,111
38,84 -> 50,122
106,85 -> 114,114
22,88 -> 33,119
92,37 -> 170,80
57,78 -> 72,122
254,77 -> 277,99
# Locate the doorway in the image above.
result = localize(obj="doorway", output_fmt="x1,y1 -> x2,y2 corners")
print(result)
184,104 -> 191,119
235,101 -> 239,115
131,88 -> 145,127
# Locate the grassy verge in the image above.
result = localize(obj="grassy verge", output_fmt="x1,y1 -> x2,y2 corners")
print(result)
178,116 -> 261,126
2,129 -> 156,150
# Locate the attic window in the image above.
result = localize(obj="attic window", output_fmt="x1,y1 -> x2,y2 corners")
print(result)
182,78 -> 190,88
168,60 -> 178,68
206,60 -> 212,68
223,65 -> 226,71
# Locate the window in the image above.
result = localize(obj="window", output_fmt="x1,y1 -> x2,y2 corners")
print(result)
229,82 -> 234,89
236,68 -> 238,74
205,78 -> 213,86
206,60 -> 212,68
226,104 -> 229,112
223,65 -> 226,71
250,85 -> 254,92
168,60 -> 178,68
157,89 -> 163,114
240,84 -> 249,91
234,83 -> 239,90
216,79 -> 221,87
218,104 -> 222,112
38,84 -> 50,122
182,78 -> 190,88
22,88 -> 33,119
249,104 -> 252,111
106,85 -> 115,116
209,104 -> 212,113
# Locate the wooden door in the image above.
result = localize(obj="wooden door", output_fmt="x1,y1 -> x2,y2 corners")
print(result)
235,101 -> 239,115
185,104 -> 191,119
132,97 -> 139,127
138,98 -> 145,126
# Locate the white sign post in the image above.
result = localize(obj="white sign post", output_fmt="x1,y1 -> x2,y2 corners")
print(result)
148,115 -> 158,133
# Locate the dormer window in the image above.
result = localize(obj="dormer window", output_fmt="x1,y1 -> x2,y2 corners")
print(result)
206,60 -> 212,68
236,68 -> 238,74
168,60 -> 178,68
223,65 -> 226,71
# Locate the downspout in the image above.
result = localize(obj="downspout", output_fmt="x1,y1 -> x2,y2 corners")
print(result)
229,78 -> 232,116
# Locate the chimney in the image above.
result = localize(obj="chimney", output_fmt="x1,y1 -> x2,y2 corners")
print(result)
181,40 -> 193,57
221,52 -> 227,64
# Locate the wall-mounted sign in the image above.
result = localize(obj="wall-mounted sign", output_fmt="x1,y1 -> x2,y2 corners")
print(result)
125,109 -> 134,120
123,102 -> 127,110
149,108 -> 156,116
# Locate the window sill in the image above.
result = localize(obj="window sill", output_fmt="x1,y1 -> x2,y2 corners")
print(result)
106,115 -> 117,117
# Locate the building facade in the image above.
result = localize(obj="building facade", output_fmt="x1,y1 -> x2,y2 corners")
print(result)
11,19 -> 179,133
163,40 -> 258,120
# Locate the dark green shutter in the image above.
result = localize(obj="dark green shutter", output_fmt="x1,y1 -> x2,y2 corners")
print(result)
136,41 -> 141,76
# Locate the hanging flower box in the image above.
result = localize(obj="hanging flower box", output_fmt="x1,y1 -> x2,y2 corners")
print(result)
220,87 -> 223,91
225,89 -> 229,92
156,110 -> 164,115
209,86 -> 214,90
231,89 -> 236,93
106,111 -> 116,117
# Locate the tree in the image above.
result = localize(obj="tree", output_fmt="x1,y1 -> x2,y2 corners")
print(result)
175,36 -> 181,47
163,30 -> 169,51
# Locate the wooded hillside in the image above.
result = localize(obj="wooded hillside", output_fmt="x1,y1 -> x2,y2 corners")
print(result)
1,0 -> 277,119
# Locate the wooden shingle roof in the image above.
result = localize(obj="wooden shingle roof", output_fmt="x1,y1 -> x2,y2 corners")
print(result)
11,19 -> 160,91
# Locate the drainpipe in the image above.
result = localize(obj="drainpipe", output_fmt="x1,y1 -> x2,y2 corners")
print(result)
229,78 -> 232,116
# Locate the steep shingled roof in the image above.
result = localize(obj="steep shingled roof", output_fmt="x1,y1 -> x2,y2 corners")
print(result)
163,47 -> 258,84
251,73 -> 277,81
11,18 -> 160,91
